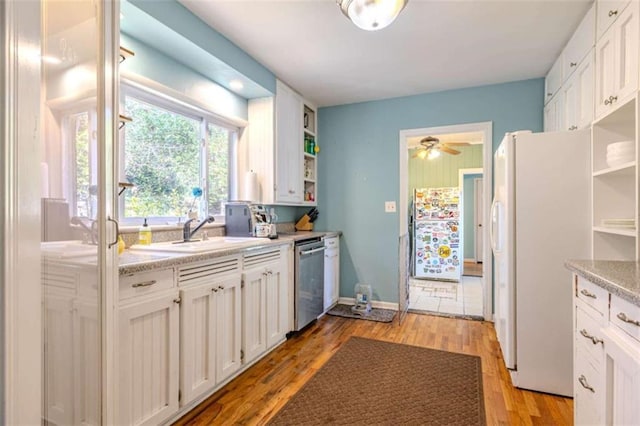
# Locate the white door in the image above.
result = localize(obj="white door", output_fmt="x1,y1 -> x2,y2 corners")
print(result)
603,328 -> 640,425
118,293 -> 180,426
576,51 -> 595,129
474,178 -> 484,263
242,268 -> 267,364
275,80 -> 303,203
562,73 -> 579,131
180,283 -> 217,407
216,275 -> 242,383
265,262 -> 288,349
595,24 -> 616,118
613,2 -> 639,102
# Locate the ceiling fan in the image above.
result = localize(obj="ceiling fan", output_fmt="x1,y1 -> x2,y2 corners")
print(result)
412,136 -> 470,159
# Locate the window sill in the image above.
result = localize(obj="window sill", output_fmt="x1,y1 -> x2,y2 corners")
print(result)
119,222 -> 225,234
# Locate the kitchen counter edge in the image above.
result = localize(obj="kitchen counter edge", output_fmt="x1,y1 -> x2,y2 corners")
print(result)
565,259 -> 640,307
119,231 -> 341,275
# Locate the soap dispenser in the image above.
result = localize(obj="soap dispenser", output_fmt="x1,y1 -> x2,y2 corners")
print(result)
138,218 -> 152,245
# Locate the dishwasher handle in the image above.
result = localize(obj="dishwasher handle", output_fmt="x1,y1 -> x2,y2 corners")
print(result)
300,246 -> 326,256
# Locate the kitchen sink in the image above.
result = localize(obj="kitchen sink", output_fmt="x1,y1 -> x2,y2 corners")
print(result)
129,237 -> 260,253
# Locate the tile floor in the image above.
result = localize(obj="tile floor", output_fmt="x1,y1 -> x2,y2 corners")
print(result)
409,276 -> 483,317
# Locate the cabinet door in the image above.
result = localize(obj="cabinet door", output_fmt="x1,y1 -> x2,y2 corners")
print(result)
564,3 -> 595,82
180,284 -> 216,407
216,275 -> 242,382
562,74 -> 579,131
275,81 -> 303,203
43,291 -> 75,426
543,104 -> 554,132
603,327 -> 640,425
242,268 -> 267,364
545,56 -> 563,105
266,261 -> 288,349
595,27 -> 616,118
597,0 -> 631,40
612,2 -> 638,102
73,299 -> 100,426
544,93 -> 564,132
576,51 -> 595,129
118,293 -> 180,426
324,247 -> 340,311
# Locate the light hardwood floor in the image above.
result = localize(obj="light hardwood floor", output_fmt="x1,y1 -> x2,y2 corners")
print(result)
174,313 -> 572,425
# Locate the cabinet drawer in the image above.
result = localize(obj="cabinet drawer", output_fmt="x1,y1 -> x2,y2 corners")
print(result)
610,294 -> 640,343
324,236 -> 338,248
119,268 -> 175,301
576,304 -> 605,365
575,343 -> 603,424
597,0 -> 631,39
576,276 -> 608,315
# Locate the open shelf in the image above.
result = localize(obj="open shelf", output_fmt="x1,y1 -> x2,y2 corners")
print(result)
593,161 -> 636,177
593,226 -> 637,237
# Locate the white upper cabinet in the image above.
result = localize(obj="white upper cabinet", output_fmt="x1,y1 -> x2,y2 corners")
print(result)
545,56 -> 564,105
595,0 -> 639,118
544,90 -> 564,132
564,4 -> 596,82
275,80 -> 304,203
246,80 -> 317,206
564,51 -> 595,131
597,0 -> 632,39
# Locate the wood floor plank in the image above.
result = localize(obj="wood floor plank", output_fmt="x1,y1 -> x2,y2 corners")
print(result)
174,313 -> 572,425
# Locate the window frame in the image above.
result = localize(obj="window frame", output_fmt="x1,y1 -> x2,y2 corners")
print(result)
119,82 -> 238,226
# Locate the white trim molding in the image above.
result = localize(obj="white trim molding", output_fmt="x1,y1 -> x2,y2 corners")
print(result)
399,121 -> 493,321
2,1 -> 43,424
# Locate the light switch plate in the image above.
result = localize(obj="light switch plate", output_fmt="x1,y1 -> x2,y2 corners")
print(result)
385,201 -> 396,213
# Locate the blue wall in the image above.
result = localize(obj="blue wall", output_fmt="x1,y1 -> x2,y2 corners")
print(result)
315,78 -> 544,303
463,173 -> 482,260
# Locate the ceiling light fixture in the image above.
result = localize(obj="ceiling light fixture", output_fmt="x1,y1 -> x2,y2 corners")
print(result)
229,80 -> 244,90
427,149 -> 440,160
337,0 -> 408,31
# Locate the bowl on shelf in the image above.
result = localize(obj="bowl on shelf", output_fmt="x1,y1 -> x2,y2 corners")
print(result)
607,140 -> 634,153
606,153 -> 635,168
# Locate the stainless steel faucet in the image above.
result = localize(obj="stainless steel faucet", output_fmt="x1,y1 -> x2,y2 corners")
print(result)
183,216 -> 215,242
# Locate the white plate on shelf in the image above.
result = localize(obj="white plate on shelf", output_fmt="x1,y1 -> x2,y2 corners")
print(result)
607,140 -> 634,151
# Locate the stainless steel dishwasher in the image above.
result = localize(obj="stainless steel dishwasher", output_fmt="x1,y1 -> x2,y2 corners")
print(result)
294,237 -> 325,331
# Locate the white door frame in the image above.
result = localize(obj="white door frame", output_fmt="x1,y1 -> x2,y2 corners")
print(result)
473,177 -> 484,263
458,168 -> 483,264
399,121 -> 493,321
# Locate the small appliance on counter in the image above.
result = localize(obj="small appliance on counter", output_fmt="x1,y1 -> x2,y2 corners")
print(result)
225,201 -> 278,238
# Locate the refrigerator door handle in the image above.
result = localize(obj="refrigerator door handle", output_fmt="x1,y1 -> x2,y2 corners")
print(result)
490,198 -> 500,254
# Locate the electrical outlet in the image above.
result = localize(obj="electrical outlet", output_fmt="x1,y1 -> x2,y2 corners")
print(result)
385,201 -> 396,213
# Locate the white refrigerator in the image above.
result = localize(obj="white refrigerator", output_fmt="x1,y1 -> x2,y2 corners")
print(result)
491,130 -> 590,397
413,187 -> 462,281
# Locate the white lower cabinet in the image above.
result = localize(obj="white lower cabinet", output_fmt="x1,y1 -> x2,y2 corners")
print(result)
116,245 -> 292,425
573,274 -> 640,425
179,272 -> 242,407
118,292 -> 180,426
323,236 -> 340,311
602,326 -> 640,424
242,247 -> 289,365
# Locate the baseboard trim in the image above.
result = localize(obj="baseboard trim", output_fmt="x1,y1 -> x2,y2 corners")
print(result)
338,297 -> 399,311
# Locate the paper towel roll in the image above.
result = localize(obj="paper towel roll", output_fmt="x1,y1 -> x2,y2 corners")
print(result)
243,171 -> 259,203
41,162 -> 50,198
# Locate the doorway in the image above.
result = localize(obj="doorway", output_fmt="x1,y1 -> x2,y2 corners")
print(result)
398,122 -> 492,320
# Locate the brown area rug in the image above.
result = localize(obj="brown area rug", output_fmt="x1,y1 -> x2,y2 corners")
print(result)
268,337 -> 486,426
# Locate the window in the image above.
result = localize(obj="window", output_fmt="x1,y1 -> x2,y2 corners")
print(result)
64,108 -> 98,220
120,85 -> 237,225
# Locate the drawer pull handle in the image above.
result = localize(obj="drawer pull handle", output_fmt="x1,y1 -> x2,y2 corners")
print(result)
604,97 -> 612,106
131,280 -> 157,288
580,289 -> 597,299
616,312 -> 640,327
218,285 -> 225,290
570,62 -> 577,67
212,287 -> 218,292
580,329 -> 603,345
578,375 -> 595,393
609,9 -> 618,17
173,297 -> 181,304
568,125 -> 578,131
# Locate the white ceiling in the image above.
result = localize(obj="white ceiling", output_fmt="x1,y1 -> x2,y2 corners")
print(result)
179,0 -> 592,107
